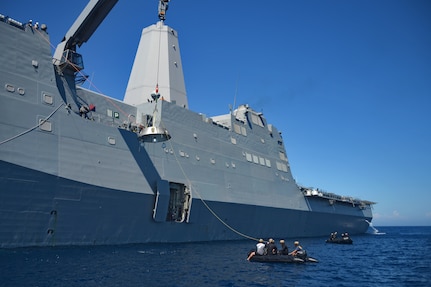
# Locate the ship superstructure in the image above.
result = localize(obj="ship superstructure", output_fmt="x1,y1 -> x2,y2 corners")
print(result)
0,0 -> 374,248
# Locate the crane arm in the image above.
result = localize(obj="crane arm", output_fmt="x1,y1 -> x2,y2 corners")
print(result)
53,0 -> 171,69
53,0 -> 118,66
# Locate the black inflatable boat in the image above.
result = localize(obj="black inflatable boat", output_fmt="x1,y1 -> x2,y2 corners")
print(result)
248,254 -> 318,263
326,237 -> 353,244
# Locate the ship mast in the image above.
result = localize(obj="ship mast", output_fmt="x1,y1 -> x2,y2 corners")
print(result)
124,0 -> 187,108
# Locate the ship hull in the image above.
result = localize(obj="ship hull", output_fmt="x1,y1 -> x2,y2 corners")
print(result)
0,160 -> 371,248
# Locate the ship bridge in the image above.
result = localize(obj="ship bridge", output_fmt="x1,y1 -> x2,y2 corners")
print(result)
210,104 -> 268,130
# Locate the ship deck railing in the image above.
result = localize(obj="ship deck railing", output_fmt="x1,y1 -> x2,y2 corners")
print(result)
300,186 -> 375,207
0,14 -> 25,30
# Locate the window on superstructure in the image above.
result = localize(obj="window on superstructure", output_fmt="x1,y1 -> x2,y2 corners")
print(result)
241,126 -> 247,136
252,155 -> 259,164
265,159 -> 271,168
276,161 -> 288,172
234,123 -> 241,135
245,152 -> 252,162
251,114 -> 265,127
279,151 -> 288,162
234,123 -> 247,136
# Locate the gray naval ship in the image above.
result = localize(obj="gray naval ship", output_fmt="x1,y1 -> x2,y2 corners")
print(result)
0,0 -> 375,248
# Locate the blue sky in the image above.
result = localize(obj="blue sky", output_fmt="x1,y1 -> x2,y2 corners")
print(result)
2,0 -> 430,226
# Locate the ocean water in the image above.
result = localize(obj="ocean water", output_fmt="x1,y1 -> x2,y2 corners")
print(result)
1,226 -> 430,287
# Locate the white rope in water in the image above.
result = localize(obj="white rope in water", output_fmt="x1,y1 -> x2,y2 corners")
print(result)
192,186 -> 260,242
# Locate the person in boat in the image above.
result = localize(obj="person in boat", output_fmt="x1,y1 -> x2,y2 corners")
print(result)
329,232 -> 335,240
289,241 -> 306,259
278,239 -> 289,255
266,238 -> 278,255
247,239 -> 266,260
328,231 -> 339,241
256,239 -> 266,255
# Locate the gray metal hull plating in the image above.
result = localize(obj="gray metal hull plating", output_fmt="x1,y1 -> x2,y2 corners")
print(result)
0,161 -> 371,248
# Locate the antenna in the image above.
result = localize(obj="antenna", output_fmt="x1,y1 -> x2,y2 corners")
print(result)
232,73 -> 240,115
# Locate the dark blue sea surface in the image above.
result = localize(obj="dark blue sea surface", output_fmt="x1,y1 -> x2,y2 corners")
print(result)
1,226 -> 430,287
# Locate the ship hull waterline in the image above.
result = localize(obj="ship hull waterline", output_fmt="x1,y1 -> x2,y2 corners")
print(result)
0,161 -> 371,248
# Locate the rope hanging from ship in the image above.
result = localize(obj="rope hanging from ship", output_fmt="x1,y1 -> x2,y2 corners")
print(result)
192,187 -> 261,242
163,124 -> 259,242
0,103 -> 64,145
